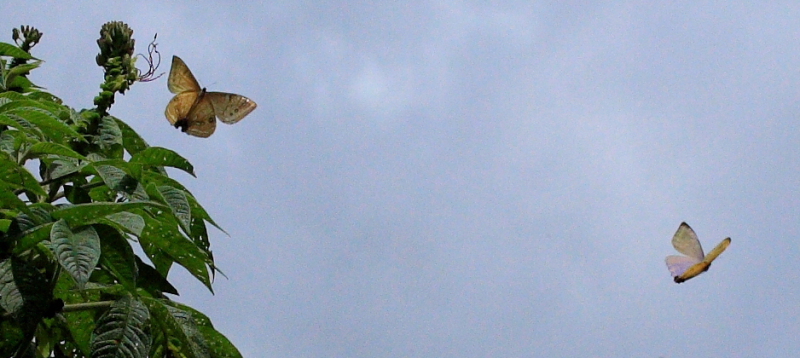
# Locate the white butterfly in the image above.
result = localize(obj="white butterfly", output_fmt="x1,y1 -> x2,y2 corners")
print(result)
665,222 -> 730,283
165,56 -> 257,138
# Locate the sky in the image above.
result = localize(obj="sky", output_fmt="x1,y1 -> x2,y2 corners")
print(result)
3,1 -> 800,357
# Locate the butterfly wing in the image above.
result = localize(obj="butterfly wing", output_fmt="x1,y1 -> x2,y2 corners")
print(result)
165,91 -> 199,126
206,92 -> 257,124
702,237 -> 731,264
671,222 -> 705,261
665,255 -> 702,278
167,56 -> 201,94
673,261 -> 711,283
180,92 -> 217,138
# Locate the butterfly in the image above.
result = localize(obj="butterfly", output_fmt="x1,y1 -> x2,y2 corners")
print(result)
665,222 -> 731,283
164,56 -> 257,137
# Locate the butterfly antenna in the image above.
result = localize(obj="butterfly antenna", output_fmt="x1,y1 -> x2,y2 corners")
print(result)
137,33 -> 164,82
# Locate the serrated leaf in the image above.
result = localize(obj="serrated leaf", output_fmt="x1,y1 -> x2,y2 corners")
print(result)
130,147 -> 194,177
90,295 -> 150,358
0,43 -> 33,60
49,219 -> 101,289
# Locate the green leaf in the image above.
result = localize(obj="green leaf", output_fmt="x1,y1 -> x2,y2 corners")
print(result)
25,91 -> 62,103
143,298 -> 210,358
0,259 -> 24,314
28,142 -> 89,161
0,182 -> 31,215
10,205 -> 55,253
0,320 -> 25,357
9,107 -> 82,142
0,91 -> 26,102
100,211 -> 145,237
0,257 -> 50,334
13,222 -> 52,254
135,256 -> 178,296
13,203 -> 54,227
48,157 -> 84,181
0,152 -> 47,196
0,219 -> 11,232
95,224 -> 137,292
9,75 -> 38,94
96,115 -> 123,149
2,113 -> 45,139
0,43 -> 33,60
5,61 -> 41,88
51,201 -> 167,227
55,272 -> 95,357
0,130 -> 32,159
90,295 -> 150,358
0,98 -> 54,112
139,214 -> 212,292
67,108 -> 91,129
130,147 -> 195,177
147,184 -> 191,234
92,164 -> 148,201
163,301 -> 243,358
115,118 -> 150,156
141,171 -> 226,235
49,219 -> 101,290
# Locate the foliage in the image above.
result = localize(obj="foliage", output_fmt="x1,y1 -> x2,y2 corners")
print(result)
0,23 -> 242,358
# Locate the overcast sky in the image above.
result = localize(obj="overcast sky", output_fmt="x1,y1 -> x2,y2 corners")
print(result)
4,2 -> 800,357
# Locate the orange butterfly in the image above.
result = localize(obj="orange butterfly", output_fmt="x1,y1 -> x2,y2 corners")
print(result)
164,56 -> 257,137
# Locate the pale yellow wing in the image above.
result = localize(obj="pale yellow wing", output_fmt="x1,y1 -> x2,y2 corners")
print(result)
165,91 -> 200,126
672,237 -> 730,284
167,56 -> 201,94
671,222 -> 704,261
206,92 -> 257,124
674,261 -> 710,283
181,92 -> 217,138
702,237 -> 731,264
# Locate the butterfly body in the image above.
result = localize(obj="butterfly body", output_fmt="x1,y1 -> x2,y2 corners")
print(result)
165,56 -> 256,137
664,222 -> 730,283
